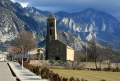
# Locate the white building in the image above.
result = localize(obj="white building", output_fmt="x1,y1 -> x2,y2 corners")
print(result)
0,52 -> 8,61
29,48 -> 45,60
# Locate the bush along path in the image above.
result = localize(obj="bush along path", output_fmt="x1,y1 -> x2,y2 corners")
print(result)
23,63 -> 107,81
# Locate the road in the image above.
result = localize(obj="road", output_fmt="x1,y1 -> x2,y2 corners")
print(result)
0,62 -> 16,81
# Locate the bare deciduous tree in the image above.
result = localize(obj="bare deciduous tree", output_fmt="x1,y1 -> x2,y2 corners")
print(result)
87,33 -> 99,69
10,31 -> 37,62
13,31 -> 36,51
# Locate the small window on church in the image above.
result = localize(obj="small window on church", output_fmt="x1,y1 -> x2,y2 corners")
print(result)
50,29 -> 52,35
50,28 -> 54,35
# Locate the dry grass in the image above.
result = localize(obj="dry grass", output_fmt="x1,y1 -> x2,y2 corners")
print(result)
51,68 -> 120,81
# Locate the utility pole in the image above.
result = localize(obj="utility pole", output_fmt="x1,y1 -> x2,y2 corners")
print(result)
86,41 -> 88,62
21,46 -> 24,70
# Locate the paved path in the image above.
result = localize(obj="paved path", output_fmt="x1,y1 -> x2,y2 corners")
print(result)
0,62 -> 16,81
8,62 -> 48,81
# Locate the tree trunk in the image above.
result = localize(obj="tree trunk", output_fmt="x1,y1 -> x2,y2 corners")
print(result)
95,59 -> 98,70
107,60 -> 111,71
99,61 -> 102,71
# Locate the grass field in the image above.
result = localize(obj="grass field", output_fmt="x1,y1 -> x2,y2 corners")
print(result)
51,68 -> 120,81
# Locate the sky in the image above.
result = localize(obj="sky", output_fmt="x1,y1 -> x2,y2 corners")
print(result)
10,0 -> 120,21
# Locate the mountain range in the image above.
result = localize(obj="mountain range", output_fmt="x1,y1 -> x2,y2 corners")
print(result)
0,0 -> 120,50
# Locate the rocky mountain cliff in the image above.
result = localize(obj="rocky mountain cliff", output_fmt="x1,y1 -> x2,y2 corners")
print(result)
0,0 -> 26,42
1,0 -> 120,50
56,9 -> 120,49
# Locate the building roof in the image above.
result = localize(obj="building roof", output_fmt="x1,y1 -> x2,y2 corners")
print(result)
29,48 -> 45,55
53,40 -> 74,50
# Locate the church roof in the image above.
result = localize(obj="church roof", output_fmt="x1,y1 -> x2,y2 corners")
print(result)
47,15 -> 56,20
53,40 -> 74,50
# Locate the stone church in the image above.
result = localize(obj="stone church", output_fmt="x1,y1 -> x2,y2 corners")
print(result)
46,15 -> 74,61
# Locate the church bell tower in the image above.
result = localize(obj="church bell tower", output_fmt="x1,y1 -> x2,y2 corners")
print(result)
47,15 -> 57,42
46,15 -> 57,59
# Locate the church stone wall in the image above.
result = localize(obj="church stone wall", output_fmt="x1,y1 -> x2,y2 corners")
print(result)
47,40 -> 67,60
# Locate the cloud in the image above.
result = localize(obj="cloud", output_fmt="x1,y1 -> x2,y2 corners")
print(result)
10,0 -> 29,8
20,2 -> 29,8
10,0 -> 16,2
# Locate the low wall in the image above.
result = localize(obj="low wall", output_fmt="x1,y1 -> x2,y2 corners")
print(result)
8,62 -> 48,81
